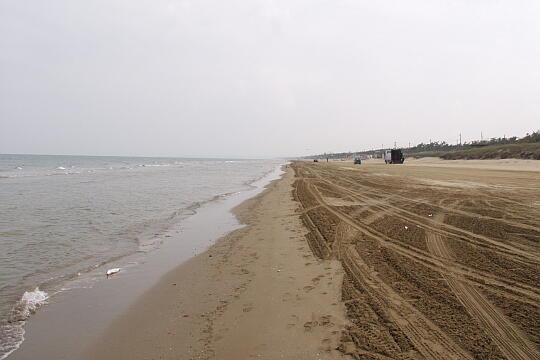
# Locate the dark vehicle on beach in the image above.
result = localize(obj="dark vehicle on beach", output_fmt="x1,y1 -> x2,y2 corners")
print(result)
354,157 -> 362,164
384,149 -> 405,164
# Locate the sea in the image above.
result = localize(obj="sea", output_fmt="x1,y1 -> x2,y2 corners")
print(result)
0,154 -> 284,359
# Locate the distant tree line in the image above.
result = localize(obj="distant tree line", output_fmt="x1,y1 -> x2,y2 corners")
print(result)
306,130 -> 540,159
405,130 -> 540,154
403,141 -> 462,154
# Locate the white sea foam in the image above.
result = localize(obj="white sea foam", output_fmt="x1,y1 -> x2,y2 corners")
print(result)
141,163 -> 171,167
0,322 -> 24,360
0,288 -> 49,360
56,166 -> 66,170
11,288 -> 49,322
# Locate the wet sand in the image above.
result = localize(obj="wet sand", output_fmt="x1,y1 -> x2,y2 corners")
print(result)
82,166 -> 349,359
8,166 -> 285,360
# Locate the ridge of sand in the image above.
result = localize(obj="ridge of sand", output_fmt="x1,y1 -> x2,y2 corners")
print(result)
83,166 -> 349,360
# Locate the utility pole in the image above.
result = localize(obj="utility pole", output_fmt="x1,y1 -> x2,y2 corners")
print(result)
394,141 -> 397,149
481,131 -> 483,142
459,133 -> 462,146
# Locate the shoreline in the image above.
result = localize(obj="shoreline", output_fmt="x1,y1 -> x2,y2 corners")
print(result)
7,158 -> 538,359
81,165 -> 349,359
7,163 -> 287,360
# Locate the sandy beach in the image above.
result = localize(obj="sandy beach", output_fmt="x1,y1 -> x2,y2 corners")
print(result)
402,157 -> 540,172
293,159 -> 539,359
82,165 -> 349,360
80,158 -> 540,360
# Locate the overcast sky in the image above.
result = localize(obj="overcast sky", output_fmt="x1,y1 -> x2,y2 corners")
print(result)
1,1 -> 539,158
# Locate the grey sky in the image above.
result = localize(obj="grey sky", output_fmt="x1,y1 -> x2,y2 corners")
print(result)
1,0 -> 539,158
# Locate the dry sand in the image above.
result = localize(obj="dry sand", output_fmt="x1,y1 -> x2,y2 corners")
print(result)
83,166 -> 349,360
376,156 -> 540,172
293,160 -> 539,359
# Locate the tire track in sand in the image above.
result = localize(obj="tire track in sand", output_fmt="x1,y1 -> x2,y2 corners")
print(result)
426,214 -> 539,360
306,181 -> 474,359
308,181 -> 540,302
341,246 -> 473,360
317,175 -> 539,266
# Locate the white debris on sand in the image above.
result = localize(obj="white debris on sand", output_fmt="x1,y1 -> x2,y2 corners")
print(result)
106,268 -> 120,277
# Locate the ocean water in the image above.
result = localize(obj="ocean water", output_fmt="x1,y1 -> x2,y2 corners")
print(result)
0,154 -> 283,359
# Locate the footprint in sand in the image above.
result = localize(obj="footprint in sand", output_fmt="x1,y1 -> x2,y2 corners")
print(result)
282,292 -> 293,302
286,313 -> 299,328
303,285 -> 315,292
320,338 -> 332,352
303,321 -> 318,331
319,315 -> 334,327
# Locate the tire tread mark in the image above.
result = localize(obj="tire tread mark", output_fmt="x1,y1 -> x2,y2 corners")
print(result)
426,214 -> 540,360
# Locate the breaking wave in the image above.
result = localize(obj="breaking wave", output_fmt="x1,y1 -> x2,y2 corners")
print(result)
0,288 -> 49,359
10,288 -> 49,322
